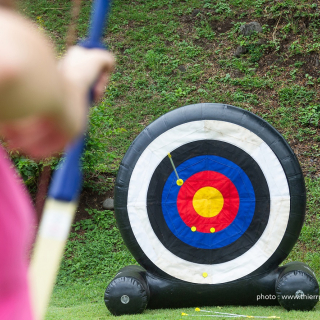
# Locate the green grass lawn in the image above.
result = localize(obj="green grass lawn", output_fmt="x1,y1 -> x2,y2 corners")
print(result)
18,0 -> 320,318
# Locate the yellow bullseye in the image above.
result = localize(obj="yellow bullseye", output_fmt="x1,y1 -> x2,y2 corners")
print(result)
192,187 -> 224,218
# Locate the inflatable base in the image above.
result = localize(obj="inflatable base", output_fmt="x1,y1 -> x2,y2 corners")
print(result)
104,262 -> 319,316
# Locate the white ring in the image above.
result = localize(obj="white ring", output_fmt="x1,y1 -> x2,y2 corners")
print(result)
127,120 -> 290,284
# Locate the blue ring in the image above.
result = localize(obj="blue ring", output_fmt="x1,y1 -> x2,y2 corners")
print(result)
161,155 -> 255,249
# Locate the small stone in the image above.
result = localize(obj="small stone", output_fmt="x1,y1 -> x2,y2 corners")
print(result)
234,46 -> 248,57
191,9 -> 201,17
103,198 -> 114,210
239,22 -> 263,36
178,65 -> 186,72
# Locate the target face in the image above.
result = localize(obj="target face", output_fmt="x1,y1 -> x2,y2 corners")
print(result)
161,157 -> 254,248
115,103 -> 305,285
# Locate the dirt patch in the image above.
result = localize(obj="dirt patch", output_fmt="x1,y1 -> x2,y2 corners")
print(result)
258,51 -> 320,80
230,69 -> 245,78
289,136 -> 320,179
300,54 -> 320,79
74,177 -> 115,223
210,19 -> 234,34
258,53 -> 281,69
179,12 -> 235,34
193,38 -> 214,50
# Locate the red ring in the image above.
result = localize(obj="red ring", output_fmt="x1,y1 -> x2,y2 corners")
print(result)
177,171 -> 239,233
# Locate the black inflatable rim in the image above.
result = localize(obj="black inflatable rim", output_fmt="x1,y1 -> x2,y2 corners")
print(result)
115,103 -> 306,282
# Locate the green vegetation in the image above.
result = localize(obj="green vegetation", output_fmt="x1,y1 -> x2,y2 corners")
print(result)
284,177 -> 320,271
58,209 -> 134,285
46,299 -> 320,320
15,0 -> 320,318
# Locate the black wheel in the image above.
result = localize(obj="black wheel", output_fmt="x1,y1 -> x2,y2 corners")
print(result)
276,262 -> 319,311
104,266 -> 149,315
115,103 -> 305,284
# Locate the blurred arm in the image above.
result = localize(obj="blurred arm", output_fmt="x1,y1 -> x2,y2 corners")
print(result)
0,8 -> 114,158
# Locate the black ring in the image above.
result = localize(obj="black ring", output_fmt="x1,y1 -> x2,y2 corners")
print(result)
147,140 -> 270,264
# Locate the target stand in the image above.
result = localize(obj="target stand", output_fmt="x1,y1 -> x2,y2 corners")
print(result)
104,103 -> 319,315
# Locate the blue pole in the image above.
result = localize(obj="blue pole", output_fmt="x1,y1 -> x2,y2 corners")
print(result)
48,0 -> 111,202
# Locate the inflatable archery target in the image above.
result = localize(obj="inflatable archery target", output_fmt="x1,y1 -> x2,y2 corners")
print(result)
115,103 -> 306,285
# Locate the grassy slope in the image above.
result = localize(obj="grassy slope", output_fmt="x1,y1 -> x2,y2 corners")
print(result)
20,0 -> 320,318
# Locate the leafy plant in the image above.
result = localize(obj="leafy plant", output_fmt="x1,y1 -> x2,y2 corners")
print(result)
58,209 -> 135,285
288,40 -> 304,55
278,85 -> 315,107
213,1 -> 232,15
11,154 -> 40,193
145,50 -> 169,71
305,74 -> 315,85
73,209 -> 114,231
195,25 -> 215,40
10,152 -> 59,194
299,105 -> 320,127
247,43 -> 265,62
232,90 -> 259,105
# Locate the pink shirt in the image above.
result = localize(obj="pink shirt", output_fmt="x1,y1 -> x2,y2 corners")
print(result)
0,146 -> 34,320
